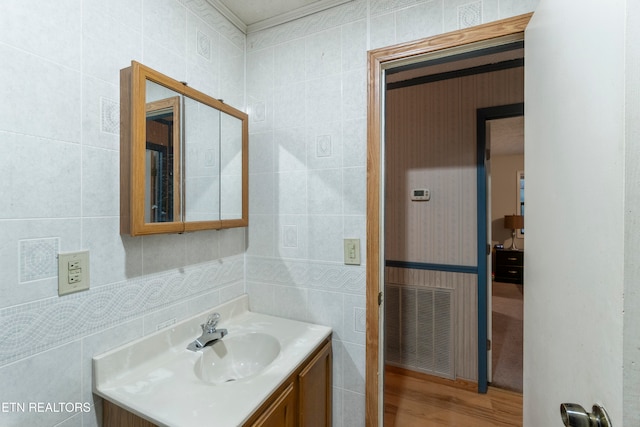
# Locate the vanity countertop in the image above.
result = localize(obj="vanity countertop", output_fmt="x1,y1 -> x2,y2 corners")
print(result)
93,294 -> 332,427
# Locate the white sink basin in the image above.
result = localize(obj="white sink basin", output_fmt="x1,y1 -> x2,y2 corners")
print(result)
93,294 -> 332,427
194,332 -> 280,385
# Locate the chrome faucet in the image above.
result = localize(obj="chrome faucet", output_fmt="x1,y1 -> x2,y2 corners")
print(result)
187,312 -> 228,351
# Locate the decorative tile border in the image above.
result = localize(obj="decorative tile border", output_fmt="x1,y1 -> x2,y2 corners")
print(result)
246,256 -> 365,293
0,256 -> 244,367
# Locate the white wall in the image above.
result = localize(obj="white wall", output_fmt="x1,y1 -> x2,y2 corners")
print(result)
0,1 -> 246,426
244,1 -> 538,426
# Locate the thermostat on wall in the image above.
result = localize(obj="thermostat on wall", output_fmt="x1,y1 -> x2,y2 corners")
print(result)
411,188 -> 430,201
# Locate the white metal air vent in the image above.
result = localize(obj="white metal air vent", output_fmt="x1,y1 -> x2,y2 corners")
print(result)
385,285 -> 454,379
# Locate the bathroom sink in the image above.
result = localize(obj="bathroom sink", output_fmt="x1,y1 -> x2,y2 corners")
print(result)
93,295 -> 333,426
194,332 -> 281,385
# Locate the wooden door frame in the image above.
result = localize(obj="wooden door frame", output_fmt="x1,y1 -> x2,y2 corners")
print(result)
365,13 -> 532,425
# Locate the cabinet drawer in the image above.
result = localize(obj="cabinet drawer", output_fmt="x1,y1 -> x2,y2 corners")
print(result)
496,265 -> 523,278
496,250 -> 523,266
495,265 -> 523,284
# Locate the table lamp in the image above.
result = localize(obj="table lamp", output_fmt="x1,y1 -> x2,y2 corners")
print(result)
504,214 -> 524,250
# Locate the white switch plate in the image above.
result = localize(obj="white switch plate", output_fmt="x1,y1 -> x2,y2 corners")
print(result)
344,238 -> 361,265
58,250 -> 90,296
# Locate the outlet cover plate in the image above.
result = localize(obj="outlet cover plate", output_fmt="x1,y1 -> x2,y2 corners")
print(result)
58,250 -> 90,296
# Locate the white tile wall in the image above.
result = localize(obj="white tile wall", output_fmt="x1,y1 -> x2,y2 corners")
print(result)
275,39 -> 305,86
82,2 -> 142,83
0,0 -> 246,425
0,0 -> 82,69
246,1 -> 537,425
275,127 -> 307,171
0,0 -> 537,425
396,1 -> 444,43
188,22 -> 221,95
0,47 -> 81,143
0,342 -> 83,426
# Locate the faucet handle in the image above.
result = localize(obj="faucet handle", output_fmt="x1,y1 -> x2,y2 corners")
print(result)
202,312 -> 220,332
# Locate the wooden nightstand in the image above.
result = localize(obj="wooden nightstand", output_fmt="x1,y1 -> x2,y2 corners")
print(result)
495,249 -> 524,284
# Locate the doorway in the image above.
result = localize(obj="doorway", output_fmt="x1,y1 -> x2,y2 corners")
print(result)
365,14 -> 532,425
478,105 -> 525,393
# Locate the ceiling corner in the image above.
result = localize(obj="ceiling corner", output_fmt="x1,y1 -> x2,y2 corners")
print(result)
246,0 -> 354,33
205,0 -> 248,34
205,0 -> 354,35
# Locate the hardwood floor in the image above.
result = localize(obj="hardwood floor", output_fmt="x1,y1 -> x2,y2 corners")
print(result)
384,370 -> 523,427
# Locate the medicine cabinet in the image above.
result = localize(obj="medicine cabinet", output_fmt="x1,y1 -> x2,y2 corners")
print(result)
120,61 -> 248,236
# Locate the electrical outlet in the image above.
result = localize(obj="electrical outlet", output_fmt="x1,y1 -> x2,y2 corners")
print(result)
58,250 -> 90,296
344,238 -> 361,265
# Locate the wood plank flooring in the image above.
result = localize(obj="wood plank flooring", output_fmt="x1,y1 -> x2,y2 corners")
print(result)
384,371 -> 523,427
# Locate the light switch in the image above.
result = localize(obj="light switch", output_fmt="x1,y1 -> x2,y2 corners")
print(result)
344,238 -> 361,265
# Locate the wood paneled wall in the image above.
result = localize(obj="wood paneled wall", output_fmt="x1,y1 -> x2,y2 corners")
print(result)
386,267 -> 477,380
385,66 -> 524,265
384,66 -> 524,381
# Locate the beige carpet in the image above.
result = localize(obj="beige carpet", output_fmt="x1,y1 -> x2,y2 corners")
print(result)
491,281 -> 523,393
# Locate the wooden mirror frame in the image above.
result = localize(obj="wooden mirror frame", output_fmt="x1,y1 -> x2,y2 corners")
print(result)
120,61 -> 248,236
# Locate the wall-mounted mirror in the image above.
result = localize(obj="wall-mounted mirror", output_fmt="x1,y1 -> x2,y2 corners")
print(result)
120,61 -> 248,236
145,94 -> 180,224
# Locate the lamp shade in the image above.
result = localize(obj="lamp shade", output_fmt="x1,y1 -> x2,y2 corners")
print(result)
504,215 -> 524,229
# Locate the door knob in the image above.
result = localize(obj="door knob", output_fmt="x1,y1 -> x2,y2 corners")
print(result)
560,403 -> 611,427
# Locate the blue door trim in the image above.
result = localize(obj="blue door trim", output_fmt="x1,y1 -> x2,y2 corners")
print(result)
385,260 -> 477,274
476,103 -> 524,393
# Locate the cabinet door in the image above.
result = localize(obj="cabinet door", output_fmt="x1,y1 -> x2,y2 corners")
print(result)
298,341 -> 332,427
251,382 -> 296,427
103,400 -> 157,427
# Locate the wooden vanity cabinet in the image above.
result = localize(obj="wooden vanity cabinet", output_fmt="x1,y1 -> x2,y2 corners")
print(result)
250,382 -> 296,427
246,337 -> 332,427
298,339 -> 332,427
101,337 -> 332,427
103,400 -> 156,427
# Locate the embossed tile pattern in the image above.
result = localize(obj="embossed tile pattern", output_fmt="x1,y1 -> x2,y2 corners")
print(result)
459,1 -> 483,28
100,97 -> 119,135
0,256 -> 244,366
19,238 -> 59,283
